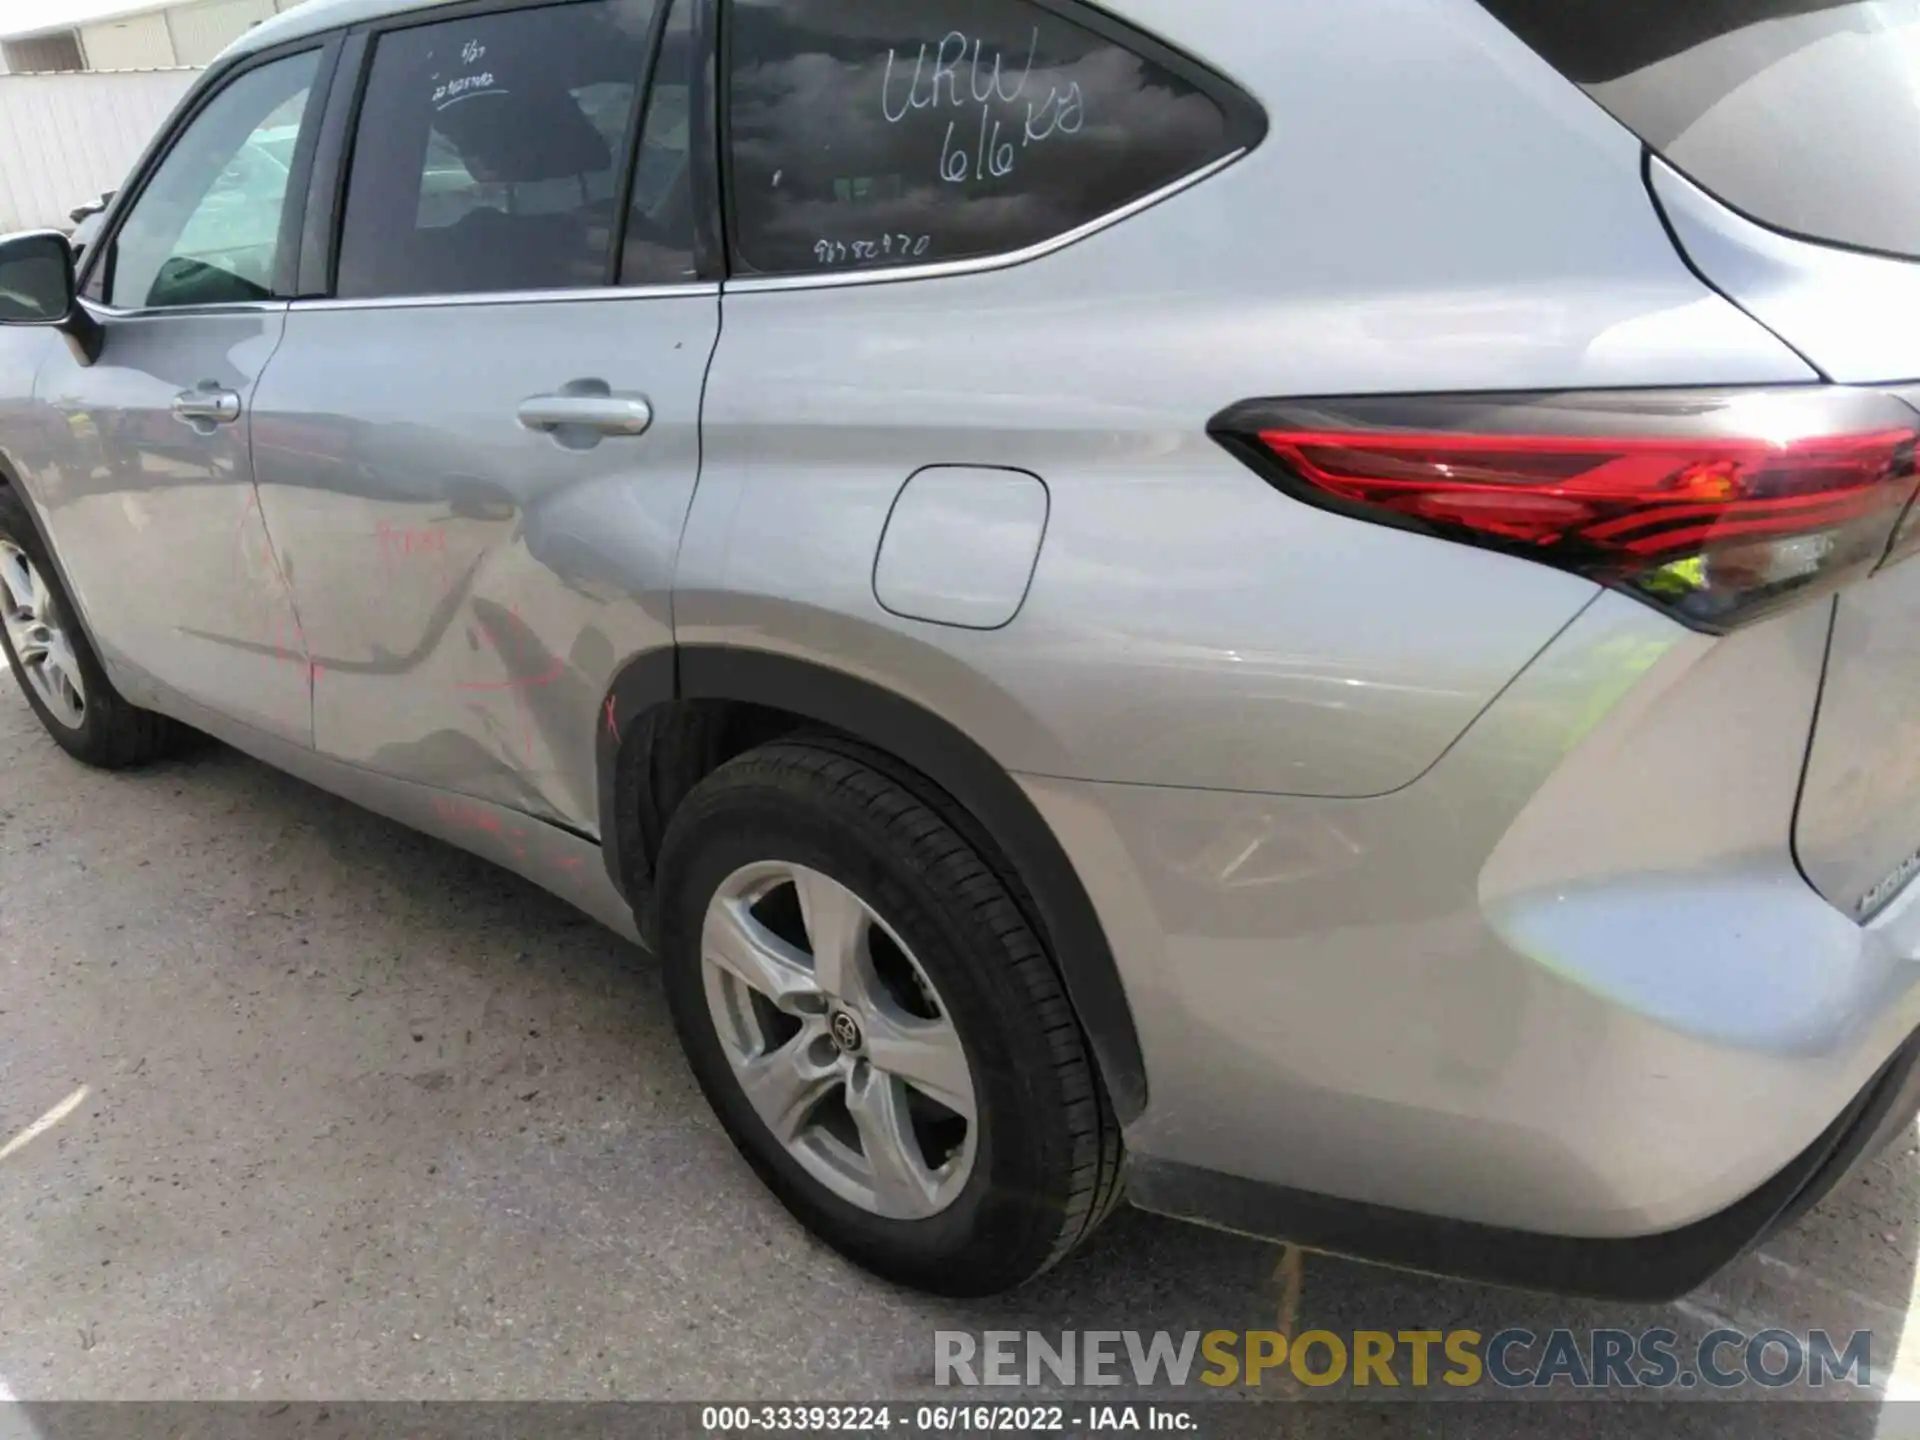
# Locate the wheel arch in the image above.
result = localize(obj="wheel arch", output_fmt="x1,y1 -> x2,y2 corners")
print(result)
596,644 -> 1148,1123
0,446 -> 110,671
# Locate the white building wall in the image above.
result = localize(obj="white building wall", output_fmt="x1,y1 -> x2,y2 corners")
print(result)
77,10 -> 177,69
165,0 -> 275,66
0,68 -> 197,230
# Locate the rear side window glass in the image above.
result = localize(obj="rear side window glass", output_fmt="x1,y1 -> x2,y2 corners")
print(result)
1478,0 -> 1920,261
724,0 -> 1254,277
336,0 -> 659,299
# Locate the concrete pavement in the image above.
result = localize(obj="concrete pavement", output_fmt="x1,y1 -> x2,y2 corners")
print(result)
2,681 -> 1918,1433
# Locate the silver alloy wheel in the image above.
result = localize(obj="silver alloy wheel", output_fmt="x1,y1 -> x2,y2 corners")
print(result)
701,861 -> 978,1220
0,539 -> 85,730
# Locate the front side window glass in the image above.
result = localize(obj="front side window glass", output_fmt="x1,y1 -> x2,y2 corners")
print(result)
106,51 -> 318,309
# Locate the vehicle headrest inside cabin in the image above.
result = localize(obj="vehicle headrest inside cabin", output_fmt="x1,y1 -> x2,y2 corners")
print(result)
424,39 -> 616,182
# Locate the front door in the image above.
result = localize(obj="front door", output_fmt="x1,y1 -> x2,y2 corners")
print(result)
28,47 -> 329,744
251,0 -> 712,831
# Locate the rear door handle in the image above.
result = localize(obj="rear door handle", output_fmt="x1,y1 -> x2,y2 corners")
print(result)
171,386 -> 242,426
516,393 -> 653,438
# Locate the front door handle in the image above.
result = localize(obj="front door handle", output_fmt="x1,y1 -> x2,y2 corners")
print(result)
171,386 -> 242,427
516,392 -> 653,439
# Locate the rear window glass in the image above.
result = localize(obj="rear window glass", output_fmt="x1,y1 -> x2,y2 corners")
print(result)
1478,1 -> 1920,260
725,0 -> 1257,278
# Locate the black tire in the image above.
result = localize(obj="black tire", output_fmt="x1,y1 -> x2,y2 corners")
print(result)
656,738 -> 1125,1296
0,482 -> 187,767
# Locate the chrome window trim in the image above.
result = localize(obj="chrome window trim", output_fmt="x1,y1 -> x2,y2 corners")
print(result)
82,299 -> 289,321
287,280 -> 720,311
723,149 -> 1247,295
90,152 -> 1235,314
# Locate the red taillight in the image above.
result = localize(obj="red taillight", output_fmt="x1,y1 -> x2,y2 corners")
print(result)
1213,391 -> 1920,632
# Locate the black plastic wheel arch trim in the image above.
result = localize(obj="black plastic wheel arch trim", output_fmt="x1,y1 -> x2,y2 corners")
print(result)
1129,1027 -> 1920,1301
0,456 -> 105,661
596,646 -> 677,900
595,643 -> 1148,1125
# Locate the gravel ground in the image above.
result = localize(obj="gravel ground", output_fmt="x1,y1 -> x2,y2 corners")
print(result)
2,678 -> 1918,1435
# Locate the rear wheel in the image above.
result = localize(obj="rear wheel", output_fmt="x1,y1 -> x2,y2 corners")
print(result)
656,739 -> 1124,1296
0,484 -> 186,767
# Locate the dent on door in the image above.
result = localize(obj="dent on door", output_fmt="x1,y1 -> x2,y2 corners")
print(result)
24,311 -> 314,743
249,296 -> 717,833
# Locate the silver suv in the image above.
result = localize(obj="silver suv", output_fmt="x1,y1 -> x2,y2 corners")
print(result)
3,0 -> 1920,1300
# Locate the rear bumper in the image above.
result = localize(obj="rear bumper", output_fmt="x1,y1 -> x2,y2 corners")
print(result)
1127,1028 -> 1920,1301
1020,590 -> 1920,1284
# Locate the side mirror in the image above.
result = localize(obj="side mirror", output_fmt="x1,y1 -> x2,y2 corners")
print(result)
0,230 -> 102,365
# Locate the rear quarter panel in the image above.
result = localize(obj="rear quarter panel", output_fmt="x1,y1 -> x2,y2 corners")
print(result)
680,0 -> 1811,798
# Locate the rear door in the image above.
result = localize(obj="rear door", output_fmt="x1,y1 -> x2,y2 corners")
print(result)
251,0 -> 716,830
1475,0 -> 1920,920
27,43 -> 333,743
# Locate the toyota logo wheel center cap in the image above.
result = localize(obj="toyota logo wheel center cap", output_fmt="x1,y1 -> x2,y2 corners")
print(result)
829,1010 -> 864,1054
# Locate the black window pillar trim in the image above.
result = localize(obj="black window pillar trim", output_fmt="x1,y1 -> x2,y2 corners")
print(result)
595,643 -> 1150,1125
605,0 -> 681,286
295,30 -> 367,298
273,37 -> 347,298
690,0 -> 727,281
